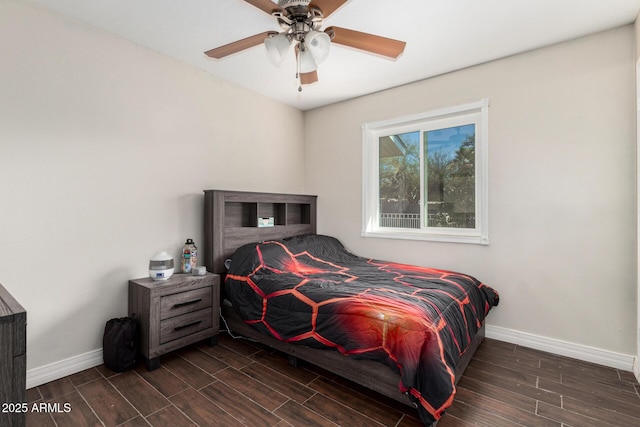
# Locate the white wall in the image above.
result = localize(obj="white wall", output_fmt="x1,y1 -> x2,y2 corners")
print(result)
0,1 -> 305,371
305,26 -> 637,357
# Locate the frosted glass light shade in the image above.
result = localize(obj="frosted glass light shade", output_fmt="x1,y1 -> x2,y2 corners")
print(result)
264,33 -> 291,67
305,30 -> 331,64
298,48 -> 317,73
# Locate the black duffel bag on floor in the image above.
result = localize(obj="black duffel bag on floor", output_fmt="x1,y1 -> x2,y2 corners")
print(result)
102,316 -> 138,372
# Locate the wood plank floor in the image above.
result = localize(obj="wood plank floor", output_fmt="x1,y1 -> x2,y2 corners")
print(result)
26,334 -> 640,427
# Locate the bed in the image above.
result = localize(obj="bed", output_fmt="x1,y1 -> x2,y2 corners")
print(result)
203,190 -> 499,426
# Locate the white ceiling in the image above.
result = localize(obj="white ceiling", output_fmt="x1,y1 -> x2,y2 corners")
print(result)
21,0 -> 640,111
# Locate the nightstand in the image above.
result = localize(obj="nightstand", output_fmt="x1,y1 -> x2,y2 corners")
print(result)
128,273 -> 220,370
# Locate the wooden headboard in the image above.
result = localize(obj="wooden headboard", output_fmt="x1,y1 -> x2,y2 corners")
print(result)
203,190 -> 317,275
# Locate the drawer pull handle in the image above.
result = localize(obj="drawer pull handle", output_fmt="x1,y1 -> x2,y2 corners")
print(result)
173,298 -> 202,309
174,320 -> 202,331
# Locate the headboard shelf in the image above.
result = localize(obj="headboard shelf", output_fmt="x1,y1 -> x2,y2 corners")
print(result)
204,190 -> 317,275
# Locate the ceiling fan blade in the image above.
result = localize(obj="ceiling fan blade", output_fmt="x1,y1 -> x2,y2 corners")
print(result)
300,70 -> 319,85
325,26 -> 406,59
243,0 -> 282,15
308,0 -> 349,18
205,31 -> 277,59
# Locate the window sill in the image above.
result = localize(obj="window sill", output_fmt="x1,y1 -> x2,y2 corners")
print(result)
361,229 -> 489,245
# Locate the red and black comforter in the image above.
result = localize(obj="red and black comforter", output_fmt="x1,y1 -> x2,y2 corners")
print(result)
225,234 -> 499,425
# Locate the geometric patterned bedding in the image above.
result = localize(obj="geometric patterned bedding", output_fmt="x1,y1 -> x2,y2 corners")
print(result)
225,234 -> 499,425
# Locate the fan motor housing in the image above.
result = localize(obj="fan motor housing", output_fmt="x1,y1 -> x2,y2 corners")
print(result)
275,0 -> 323,34
278,0 -> 311,7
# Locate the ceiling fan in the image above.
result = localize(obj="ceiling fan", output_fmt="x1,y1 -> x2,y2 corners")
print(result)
205,0 -> 406,91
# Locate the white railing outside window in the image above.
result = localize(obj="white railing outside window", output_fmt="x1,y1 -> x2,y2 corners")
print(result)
379,213 -> 420,229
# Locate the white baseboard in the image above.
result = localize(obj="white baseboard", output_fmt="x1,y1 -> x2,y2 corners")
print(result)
27,348 -> 103,389
485,325 -> 635,372
633,356 -> 640,383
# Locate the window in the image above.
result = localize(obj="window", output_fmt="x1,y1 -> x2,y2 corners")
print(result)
362,99 -> 489,244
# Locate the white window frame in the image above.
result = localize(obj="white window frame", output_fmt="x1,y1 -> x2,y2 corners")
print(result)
362,99 -> 489,245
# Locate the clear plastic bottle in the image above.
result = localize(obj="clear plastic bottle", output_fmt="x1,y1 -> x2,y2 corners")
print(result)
181,238 -> 197,273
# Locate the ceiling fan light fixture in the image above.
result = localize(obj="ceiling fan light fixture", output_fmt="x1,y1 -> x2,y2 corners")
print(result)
305,30 -> 330,65
264,33 -> 291,67
206,0 -> 407,91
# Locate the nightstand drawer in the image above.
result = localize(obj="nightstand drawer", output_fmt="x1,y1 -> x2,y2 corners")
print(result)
160,308 -> 213,344
160,286 -> 212,320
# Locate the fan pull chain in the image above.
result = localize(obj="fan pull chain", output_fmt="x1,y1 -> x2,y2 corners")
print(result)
296,43 -> 303,92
